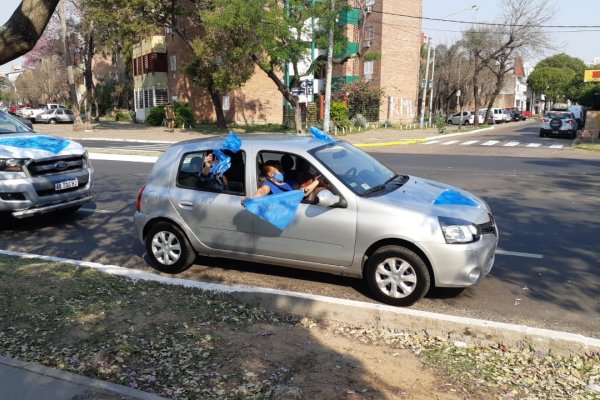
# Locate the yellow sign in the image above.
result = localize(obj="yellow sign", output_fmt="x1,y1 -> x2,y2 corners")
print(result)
584,69 -> 600,82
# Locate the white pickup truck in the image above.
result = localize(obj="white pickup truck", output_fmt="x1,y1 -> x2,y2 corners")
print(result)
24,104 -> 66,121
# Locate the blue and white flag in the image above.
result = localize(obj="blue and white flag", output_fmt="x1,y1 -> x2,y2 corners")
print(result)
244,190 -> 305,230
209,132 -> 242,177
0,135 -> 70,154
309,126 -> 335,144
433,189 -> 478,207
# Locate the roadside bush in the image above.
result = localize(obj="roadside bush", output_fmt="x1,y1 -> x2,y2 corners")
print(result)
333,81 -> 383,121
114,111 -> 128,122
351,113 -> 368,128
146,106 -> 165,126
433,114 -> 447,133
331,101 -> 351,130
146,101 -> 195,128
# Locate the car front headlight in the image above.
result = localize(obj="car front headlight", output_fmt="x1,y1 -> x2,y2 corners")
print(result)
0,158 -> 28,172
439,217 -> 480,244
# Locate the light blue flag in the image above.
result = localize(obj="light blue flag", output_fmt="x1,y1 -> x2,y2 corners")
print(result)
244,190 -> 305,230
309,126 -> 335,144
209,132 -> 242,176
433,189 -> 478,207
0,135 -> 70,153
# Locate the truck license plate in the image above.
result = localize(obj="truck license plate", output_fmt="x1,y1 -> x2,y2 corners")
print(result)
55,178 -> 78,191
552,130 -> 559,134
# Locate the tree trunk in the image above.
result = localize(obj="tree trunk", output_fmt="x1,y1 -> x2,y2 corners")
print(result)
0,0 -> 60,65
251,54 -> 303,133
207,86 -> 227,130
472,74 -> 480,128
84,21 -> 94,129
59,0 -> 83,131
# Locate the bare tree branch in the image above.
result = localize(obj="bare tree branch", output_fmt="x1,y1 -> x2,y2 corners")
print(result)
0,0 -> 60,65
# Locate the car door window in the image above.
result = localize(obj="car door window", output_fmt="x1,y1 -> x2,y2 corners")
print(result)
257,151 -> 333,204
177,150 -> 245,195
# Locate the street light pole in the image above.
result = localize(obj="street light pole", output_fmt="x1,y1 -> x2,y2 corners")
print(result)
428,5 -> 478,125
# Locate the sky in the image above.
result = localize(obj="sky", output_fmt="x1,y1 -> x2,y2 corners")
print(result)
1,0 -> 599,72
422,0 -> 600,66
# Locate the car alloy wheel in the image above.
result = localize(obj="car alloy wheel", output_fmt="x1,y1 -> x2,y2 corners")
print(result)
365,245 -> 430,307
49,119 -> 57,124
145,221 -> 196,274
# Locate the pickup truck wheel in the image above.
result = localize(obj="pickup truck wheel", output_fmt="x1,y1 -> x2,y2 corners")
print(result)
365,245 -> 430,307
145,221 -> 196,274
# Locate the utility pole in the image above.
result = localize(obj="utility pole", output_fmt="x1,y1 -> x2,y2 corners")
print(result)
322,0 -> 335,133
419,37 -> 431,128
428,36 -> 436,124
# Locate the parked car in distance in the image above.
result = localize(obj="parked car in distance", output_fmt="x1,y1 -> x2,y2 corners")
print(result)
505,108 -> 523,121
134,135 -> 499,307
28,104 -> 67,122
0,110 -> 94,218
35,108 -> 74,124
447,111 -> 479,125
521,110 -> 532,119
480,108 -> 505,124
540,111 -> 578,139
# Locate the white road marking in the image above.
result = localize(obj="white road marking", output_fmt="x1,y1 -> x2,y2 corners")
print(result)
79,208 -> 114,214
503,142 -> 520,147
549,144 -> 564,149
495,249 -> 544,259
424,140 -> 441,145
482,140 -> 499,146
89,153 -> 158,163
461,140 -> 480,145
441,140 -> 460,145
527,143 -> 541,148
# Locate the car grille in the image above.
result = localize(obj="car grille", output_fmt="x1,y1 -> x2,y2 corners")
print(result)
27,156 -> 85,177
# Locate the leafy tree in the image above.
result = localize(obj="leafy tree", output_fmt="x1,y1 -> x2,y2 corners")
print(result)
333,81 -> 382,121
527,66 -> 576,104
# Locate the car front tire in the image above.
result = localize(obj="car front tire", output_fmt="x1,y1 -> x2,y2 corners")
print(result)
145,221 -> 196,274
365,245 -> 431,307
49,119 -> 56,124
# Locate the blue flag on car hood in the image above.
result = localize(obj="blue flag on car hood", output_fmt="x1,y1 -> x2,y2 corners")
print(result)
244,190 -> 305,230
0,135 -> 70,154
433,189 -> 478,207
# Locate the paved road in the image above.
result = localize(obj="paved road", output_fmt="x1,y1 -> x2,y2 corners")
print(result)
2,130 -> 599,337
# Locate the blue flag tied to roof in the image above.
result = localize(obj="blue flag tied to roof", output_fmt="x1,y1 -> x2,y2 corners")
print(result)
210,132 -> 241,177
433,189 -> 478,207
244,190 -> 305,230
309,126 -> 335,144
0,135 -> 70,154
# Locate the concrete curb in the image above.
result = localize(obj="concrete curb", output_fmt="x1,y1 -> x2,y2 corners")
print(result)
2,249 -> 599,355
0,356 -> 168,400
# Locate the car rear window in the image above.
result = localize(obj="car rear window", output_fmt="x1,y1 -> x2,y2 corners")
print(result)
546,112 -> 571,119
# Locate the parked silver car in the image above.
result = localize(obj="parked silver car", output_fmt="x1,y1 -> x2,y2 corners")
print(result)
134,135 -> 498,306
0,110 -> 93,218
35,108 -> 74,124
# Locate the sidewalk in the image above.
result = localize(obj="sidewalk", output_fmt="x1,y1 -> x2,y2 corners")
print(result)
33,120 -> 490,147
0,356 -> 167,400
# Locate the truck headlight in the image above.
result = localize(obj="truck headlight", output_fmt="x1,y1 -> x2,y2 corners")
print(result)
439,217 -> 480,244
0,158 -> 28,172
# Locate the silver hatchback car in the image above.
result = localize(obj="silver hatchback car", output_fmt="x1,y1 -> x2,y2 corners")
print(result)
134,135 -> 498,306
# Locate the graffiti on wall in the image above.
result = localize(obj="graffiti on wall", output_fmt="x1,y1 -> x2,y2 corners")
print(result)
387,96 -> 416,120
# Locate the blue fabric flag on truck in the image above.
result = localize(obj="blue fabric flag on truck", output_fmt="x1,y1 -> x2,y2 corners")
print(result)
244,190 -> 305,230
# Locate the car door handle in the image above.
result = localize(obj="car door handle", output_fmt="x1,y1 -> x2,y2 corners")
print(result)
178,201 -> 194,209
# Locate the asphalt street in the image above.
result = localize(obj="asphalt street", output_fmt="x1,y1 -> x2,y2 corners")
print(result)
1,125 -> 599,337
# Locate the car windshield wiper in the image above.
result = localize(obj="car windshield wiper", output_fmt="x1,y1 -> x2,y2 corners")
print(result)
362,174 -> 400,196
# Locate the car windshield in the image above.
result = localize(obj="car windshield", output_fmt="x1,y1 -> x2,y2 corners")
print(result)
0,110 -> 33,134
310,141 -> 396,196
546,112 -> 571,119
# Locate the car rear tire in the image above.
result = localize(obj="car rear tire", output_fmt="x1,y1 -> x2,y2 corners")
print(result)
539,131 -> 545,138
145,221 -> 196,274
49,119 -> 57,124
447,120 -> 453,125
365,245 -> 431,307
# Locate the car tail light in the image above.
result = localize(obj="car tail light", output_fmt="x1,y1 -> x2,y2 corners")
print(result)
543,119 -> 549,123
566,119 -> 574,125
136,185 -> 146,212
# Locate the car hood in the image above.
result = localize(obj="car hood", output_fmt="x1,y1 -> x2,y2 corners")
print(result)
0,133 -> 86,159
373,175 -> 491,224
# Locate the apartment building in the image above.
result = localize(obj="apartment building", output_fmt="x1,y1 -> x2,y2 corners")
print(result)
132,36 -> 169,122
133,0 -> 422,125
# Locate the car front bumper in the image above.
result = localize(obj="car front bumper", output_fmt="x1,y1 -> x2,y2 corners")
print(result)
0,171 -> 93,218
421,233 -> 498,287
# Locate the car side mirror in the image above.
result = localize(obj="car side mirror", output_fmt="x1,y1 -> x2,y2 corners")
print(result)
316,189 -> 346,208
